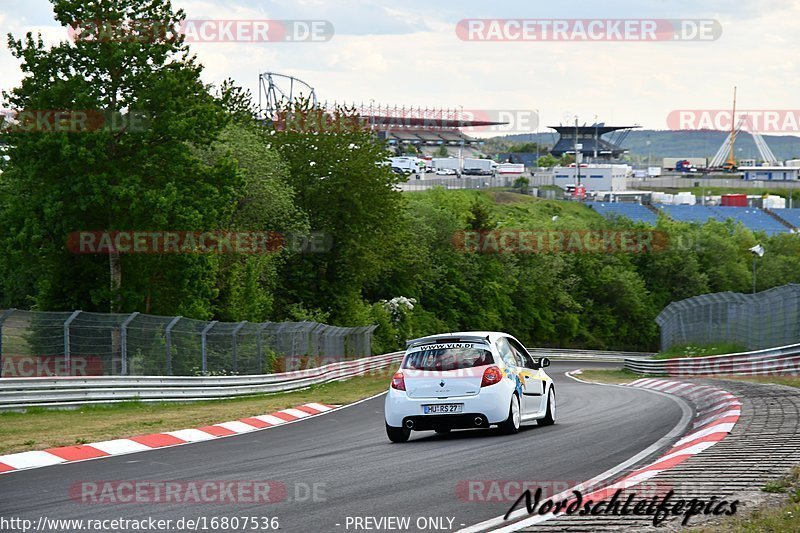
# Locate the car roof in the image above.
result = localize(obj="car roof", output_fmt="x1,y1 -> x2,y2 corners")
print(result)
405,331 -> 512,349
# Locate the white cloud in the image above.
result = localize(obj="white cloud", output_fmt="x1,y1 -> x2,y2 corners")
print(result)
2,0 -> 799,134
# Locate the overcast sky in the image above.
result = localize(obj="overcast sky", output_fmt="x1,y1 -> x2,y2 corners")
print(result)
2,0 -> 799,135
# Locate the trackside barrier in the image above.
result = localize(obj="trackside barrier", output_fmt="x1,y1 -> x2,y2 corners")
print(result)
0,352 -> 405,410
624,342 -> 800,377
529,348 -> 654,362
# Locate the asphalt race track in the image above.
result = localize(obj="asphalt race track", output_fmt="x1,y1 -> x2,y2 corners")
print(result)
0,362 -> 686,532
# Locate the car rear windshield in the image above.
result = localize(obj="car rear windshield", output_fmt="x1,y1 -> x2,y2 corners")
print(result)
402,346 -> 494,371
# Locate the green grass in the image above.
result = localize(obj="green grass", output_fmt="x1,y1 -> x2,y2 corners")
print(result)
0,369 -> 394,455
654,343 -> 747,360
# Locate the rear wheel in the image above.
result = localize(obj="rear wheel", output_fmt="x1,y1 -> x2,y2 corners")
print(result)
386,423 -> 411,443
498,394 -> 521,435
538,388 -> 556,426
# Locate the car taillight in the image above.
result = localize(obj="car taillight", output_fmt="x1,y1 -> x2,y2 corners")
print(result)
481,366 -> 503,387
391,371 -> 406,391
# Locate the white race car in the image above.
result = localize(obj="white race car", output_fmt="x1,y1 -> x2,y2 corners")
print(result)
384,331 -> 555,442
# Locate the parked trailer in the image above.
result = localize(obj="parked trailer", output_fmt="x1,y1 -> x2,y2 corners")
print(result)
497,163 -> 525,174
463,158 -> 497,175
432,158 -> 462,171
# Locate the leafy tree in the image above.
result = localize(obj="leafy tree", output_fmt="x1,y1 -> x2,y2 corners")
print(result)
269,99 -> 406,324
433,145 -> 449,157
559,153 -> 576,165
535,154 -> 558,168
0,0 -> 240,316
507,142 -> 541,153
513,176 -> 530,190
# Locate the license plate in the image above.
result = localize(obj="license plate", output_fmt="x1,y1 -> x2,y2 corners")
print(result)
423,404 -> 463,414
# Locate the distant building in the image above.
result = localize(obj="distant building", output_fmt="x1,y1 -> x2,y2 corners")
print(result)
496,152 -> 540,167
547,164 -> 631,191
742,166 -> 800,181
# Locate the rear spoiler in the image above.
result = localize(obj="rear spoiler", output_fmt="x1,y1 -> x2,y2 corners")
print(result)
405,334 -> 491,350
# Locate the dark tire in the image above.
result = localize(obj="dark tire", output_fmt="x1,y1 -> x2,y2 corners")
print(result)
434,427 -> 451,434
386,423 -> 411,443
538,388 -> 556,426
497,394 -> 521,435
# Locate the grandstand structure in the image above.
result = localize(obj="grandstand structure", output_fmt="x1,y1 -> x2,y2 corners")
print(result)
588,203 -> 798,236
585,202 -> 657,224
255,73 -> 502,157
347,103 -> 507,157
550,123 -> 639,160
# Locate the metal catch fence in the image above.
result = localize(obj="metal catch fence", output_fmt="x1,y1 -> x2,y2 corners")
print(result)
656,284 -> 800,351
0,310 -> 376,377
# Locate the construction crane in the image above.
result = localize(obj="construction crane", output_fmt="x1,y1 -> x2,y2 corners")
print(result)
709,87 -> 779,171
725,87 -> 738,171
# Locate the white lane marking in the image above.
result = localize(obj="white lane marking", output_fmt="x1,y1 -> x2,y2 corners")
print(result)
90,439 -> 153,455
650,441 -> 716,465
0,451 -> 65,470
252,415 -> 288,425
165,429 -> 217,443
693,408 -> 741,429
673,422 -> 736,448
305,402 -> 333,412
216,421 -> 259,433
697,399 -> 741,415
281,408 -> 311,418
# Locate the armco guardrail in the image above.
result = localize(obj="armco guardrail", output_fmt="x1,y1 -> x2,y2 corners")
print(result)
0,351 -> 404,410
624,343 -> 800,377
530,348 -> 655,362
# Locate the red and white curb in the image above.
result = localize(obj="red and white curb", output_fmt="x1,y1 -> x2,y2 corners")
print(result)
565,378 -> 740,502
0,402 -> 337,475
466,376 -> 740,532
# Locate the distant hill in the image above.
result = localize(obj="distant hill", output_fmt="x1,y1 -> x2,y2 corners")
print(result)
494,130 -> 800,162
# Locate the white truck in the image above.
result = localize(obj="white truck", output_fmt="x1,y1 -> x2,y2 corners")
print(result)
496,163 -> 525,175
463,158 -> 497,176
662,157 -> 707,171
389,157 -> 425,175
432,157 -> 462,172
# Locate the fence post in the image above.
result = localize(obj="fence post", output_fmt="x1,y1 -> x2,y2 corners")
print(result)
63,310 -> 81,376
256,323 -> 271,373
119,312 -> 139,376
231,321 -> 247,373
0,309 -> 16,377
165,316 -> 182,376
200,321 -> 218,374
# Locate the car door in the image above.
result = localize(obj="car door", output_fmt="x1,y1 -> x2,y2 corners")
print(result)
507,337 -> 545,415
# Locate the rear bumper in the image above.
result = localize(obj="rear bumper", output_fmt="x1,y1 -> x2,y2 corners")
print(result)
401,413 -> 489,430
384,386 -> 511,428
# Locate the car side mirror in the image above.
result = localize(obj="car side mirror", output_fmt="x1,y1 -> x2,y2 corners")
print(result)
541,357 -> 551,368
